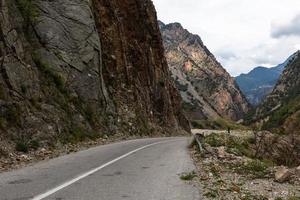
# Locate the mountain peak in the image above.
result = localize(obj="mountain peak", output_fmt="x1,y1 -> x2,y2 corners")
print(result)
160,21 -> 250,121
159,21 -> 214,60
235,52 -> 298,105
252,54 -> 300,133
158,20 -> 165,29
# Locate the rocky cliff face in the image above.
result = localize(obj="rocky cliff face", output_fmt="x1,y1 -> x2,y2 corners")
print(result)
159,21 -> 250,121
253,51 -> 300,133
0,0 -> 188,152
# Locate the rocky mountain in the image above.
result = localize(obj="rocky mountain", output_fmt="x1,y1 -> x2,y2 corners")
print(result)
236,52 -> 298,106
0,0 -> 188,153
159,21 -> 250,122
252,51 -> 300,133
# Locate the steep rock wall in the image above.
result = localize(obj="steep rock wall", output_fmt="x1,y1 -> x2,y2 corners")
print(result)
92,0 -> 189,133
0,0 -> 188,153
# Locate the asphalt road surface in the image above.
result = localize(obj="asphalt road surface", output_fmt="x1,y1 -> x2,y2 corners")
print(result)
0,137 -> 200,200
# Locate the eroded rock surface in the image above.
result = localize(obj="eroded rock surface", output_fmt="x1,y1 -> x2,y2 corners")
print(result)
159,21 -> 250,121
0,0 -> 188,160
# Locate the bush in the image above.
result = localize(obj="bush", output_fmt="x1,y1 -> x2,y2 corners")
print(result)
0,147 -> 8,157
0,84 -> 7,100
287,196 -> 300,200
29,140 -> 40,150
191,118 -> 248,130
32,53 -> 66,93
180,171 -> 197,181
158,80 -> 165,87
69,127 -> 86,143
204,133 -> 255,157
21,84 -> 27,94
204,190 -> 218,198
204,133 -> 225,147
262,96 -> 300,131
60,126 -> 99,145
234,159 -> 271,178
15,142 -> 29,153
0,117 -> 6,129
5,105 -> 22,126
16,0 -> 39,26
226,136 -> 253,157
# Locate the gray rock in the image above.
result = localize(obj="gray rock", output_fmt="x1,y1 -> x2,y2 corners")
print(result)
34,0 -> 109,103
275,166 -> 292,183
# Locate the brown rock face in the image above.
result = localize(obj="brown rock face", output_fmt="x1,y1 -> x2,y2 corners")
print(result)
159,21 -> 250,121
0,0 -> 188,152
92,0 -> 189,133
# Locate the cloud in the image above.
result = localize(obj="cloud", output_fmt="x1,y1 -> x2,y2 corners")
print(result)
153,0 -> 300,76
251,54 -> 274,66
221,37 -> 300,76
271,15 -> 300,38
216,50 -> 237,60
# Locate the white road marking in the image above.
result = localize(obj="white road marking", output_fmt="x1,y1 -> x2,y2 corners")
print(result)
31,140 -> 174,200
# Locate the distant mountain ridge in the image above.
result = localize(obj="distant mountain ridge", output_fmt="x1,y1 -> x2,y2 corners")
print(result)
236,52 -> 298,105
159,21 -> 250,122
252,51 -> 300,133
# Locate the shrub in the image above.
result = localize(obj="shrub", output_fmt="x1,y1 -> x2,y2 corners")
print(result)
275,198 -> 284,200
233,159 -> 271,178
32,53 -> 66,93
21,84 -> 27,94
180,171 -> 197,181
287,196 -> 300,200
0,117 -> 6,129
191,118 -> 248,130
262,96 -> 300,131
16,0 -> 39,26
0,147 -> 8,157
204,190 -> 218,198
204,133 -> 225,147
69,127 -> 86,143
29,140 -> 40,150
0,84 -> 6,100
226,136 -> 253,157
5,105 -> 22,125
158,80 -> 165,87
85,106 -> 96,125
15,142 -> 29,153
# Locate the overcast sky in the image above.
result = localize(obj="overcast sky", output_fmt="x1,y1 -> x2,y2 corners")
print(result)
152,0 -> 300,76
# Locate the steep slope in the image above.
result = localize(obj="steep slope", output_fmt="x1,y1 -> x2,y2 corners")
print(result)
159,21 -> 250,121
93,0 -> 189,133
253,52 -> 300,133
0,0 -> 188,155
236,52 -> 298,105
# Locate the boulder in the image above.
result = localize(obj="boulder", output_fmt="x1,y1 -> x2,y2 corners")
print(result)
275,166 -> 292,183
217,146 -> 226,158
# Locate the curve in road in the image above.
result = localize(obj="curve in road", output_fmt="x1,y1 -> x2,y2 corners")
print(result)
0,137 -> 200,200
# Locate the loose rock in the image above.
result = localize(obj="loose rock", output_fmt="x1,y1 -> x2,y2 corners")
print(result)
217,146 -> 226,158
275,166 -> 292,183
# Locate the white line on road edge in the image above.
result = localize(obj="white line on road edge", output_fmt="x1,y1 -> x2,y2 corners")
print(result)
31,139 -> 175,200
